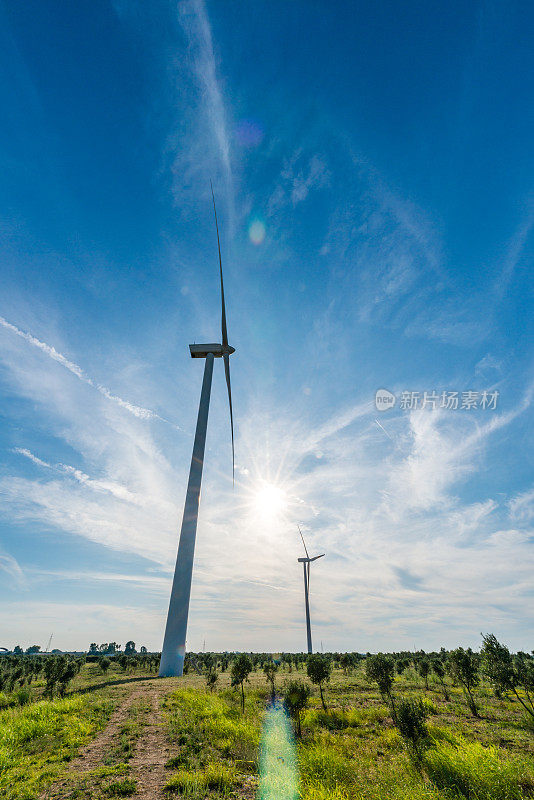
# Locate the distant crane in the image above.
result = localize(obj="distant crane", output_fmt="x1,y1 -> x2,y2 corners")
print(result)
45,633 -> 53,653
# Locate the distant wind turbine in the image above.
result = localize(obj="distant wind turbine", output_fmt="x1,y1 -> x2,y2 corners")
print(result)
297,525 -> 324,654
159,184 -> 235,678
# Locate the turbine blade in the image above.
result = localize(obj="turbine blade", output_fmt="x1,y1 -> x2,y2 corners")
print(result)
210,180 -> 228,347
298,525 -> 309,559
309,554 -> 325,562
223,352 -> 235,483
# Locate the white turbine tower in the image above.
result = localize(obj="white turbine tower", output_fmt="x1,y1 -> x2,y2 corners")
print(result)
297,525 -> 324,654
159,186 -> 235,678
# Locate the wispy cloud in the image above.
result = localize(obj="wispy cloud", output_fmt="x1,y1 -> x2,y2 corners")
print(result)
0,552 -> 26,588
495,207 -> 534,297
0,316 -> 179,427
509,488 -> 534,523
268,151 -> 330,216
13,447 -> 178,513
171,0 -> 234,220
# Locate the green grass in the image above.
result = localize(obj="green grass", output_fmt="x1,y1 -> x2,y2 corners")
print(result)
164,762 -> 238,794
0,693 -> 115,800
4,661 -> 534,800
104,777 -> 137,796
424,735 -> 534,800
161,666 -> 534,800
0,660 -> 158,800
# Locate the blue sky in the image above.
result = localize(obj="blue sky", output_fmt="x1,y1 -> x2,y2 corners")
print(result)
0,0 -> 533,653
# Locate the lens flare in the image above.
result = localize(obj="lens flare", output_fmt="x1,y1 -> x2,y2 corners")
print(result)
235,118 -> 264,148
258,704 -> 298,800
249,219 -> 266,245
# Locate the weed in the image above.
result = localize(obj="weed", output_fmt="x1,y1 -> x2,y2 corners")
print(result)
105,777 -> 137,796
165,762 -> 238,793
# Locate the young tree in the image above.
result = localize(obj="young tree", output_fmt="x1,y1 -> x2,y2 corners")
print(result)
418,658 -> 430,690
57,658 -> 81,696
264,660 -> 279,703
365,654 -> 396,720
431,659 -> 450,701
231,653 -> 253,713
339,653 -> 353,674
283,679 -> 310,737
396,698 -> 429,763
447,648 -> 480,716
203,653 -> 215,674
206,669 -> 218,692
396,658 -> 409,676
306,654 -> 332,711
481,634 -> 534,721
99,657 -> 111,675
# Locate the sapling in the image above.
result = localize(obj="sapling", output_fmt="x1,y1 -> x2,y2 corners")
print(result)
231,653 -> 252,713
447,648 -> 480,716
306,653 -> 332,711
283,679 -> 310,737
481,634 -> 534,721
365,653 -> 397,721
431,659 -> 450,701
263,660 -> 278,703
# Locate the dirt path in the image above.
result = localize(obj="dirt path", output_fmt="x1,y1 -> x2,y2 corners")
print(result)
129,682 -> 174,799
41,677 -> 178,800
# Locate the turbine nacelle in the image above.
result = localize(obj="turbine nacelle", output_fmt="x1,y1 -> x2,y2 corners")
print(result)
189,343 -> 236,358
298,554 -> 325,563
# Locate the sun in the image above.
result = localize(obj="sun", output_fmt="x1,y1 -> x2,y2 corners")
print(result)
253,482 -> 287,519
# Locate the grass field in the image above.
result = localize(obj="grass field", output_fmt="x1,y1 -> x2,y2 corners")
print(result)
1,659 -> 533,799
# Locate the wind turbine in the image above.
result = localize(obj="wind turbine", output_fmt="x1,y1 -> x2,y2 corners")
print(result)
297,526 -> 324,654
159,185 -> 235,678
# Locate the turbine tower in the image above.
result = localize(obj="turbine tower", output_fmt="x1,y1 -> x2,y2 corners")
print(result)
297,525 -> 324,654
159,186 -> 235,678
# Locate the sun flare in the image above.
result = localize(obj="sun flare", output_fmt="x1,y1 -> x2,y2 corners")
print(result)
253,482 -> 287,518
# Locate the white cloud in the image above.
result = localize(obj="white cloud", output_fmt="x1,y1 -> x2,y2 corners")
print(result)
509,488 -> 534,522
0,552 -> 26,588
169,0 -> 234,222
267,151 -> 330,216
1,302 -> 533,651
0,316 -> 176,426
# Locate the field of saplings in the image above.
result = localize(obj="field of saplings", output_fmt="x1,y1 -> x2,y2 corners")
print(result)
0,634 -> 533,800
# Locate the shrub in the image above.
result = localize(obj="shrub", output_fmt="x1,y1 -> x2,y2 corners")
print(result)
395,698 -> 429,761
206,670 -> 218,692
14,688 -> 31,707
99,657 -> 111,675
